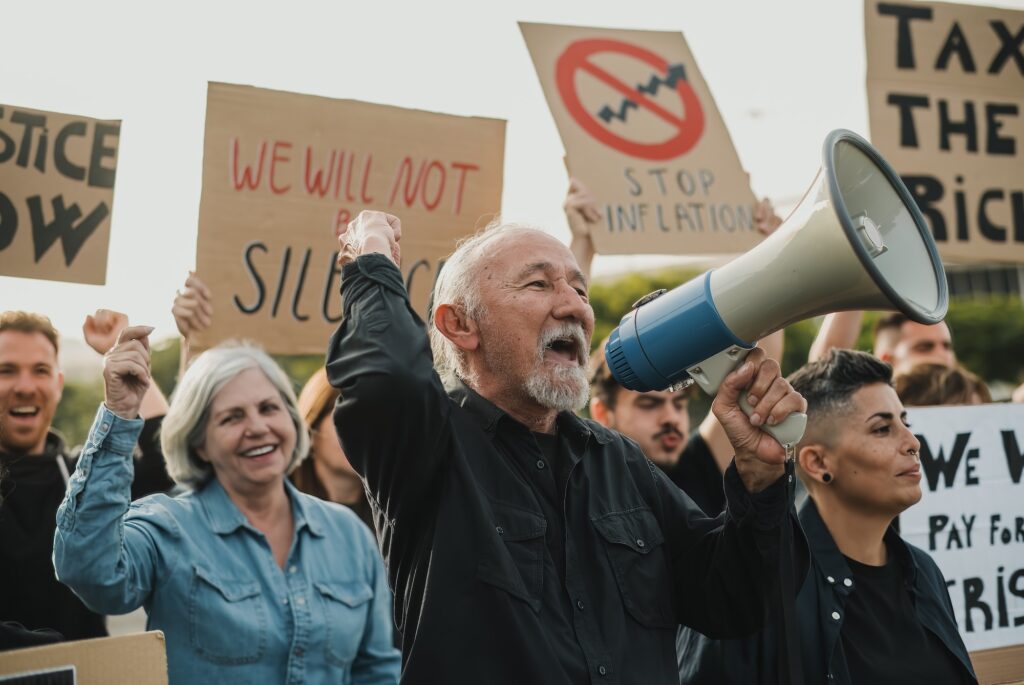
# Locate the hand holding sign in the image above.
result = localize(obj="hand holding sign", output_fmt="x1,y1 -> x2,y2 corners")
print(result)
172,272 -> 214,340
338,211 -> 402,268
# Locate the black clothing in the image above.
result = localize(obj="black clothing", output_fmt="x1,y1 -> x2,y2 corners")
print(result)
841,549 -> 971,685
0,621 -> 63,651
677,498 -> 977,685
0,419 -> 172,641
327,253 -> 791,685
664,433 -> 726,516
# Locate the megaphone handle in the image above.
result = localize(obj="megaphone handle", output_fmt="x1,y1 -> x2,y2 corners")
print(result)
686,346 -> 808,448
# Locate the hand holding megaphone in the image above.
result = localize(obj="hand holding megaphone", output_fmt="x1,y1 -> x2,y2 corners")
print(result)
606,129 -> 948,452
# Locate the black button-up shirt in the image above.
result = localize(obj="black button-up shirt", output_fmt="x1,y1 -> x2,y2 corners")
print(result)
328,253 -> 789,684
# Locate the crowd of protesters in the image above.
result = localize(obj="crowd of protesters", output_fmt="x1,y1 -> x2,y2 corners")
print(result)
2,176 -> 1018,684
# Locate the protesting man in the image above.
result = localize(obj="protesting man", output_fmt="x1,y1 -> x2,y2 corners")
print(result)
327,210 -> 806,683
0,310 -> 171,643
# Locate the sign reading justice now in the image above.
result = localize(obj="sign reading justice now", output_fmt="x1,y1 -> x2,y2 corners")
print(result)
865,0 -> 1024,264
0,104 -> 120,284
194,83 -> 505,354
520,22 -> 759,257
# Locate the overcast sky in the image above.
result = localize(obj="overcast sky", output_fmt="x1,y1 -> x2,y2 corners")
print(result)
2,0 -> 1020,347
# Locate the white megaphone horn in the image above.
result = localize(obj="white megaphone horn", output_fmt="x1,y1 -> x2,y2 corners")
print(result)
604,129 -> 949,448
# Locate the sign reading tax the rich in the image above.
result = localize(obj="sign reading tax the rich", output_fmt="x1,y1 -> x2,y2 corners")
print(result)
865,0 -> 1024,264
900,403 -> 1024,653
0,104 -> 120,284
520,22 -> 759,257
194,83 -> 505,354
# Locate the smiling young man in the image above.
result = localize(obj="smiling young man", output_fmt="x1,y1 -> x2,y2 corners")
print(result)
0,311 -> 171,643
678,349 -> 976,685
327,211 -> 806,684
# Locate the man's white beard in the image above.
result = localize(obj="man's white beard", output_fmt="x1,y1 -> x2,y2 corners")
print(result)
482,321 -> 590,412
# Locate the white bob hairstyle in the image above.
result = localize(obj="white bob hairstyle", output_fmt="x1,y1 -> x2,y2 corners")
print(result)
160,343 -> 310,488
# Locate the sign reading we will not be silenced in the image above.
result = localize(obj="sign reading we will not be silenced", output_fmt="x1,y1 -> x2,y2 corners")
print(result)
0,104 -> 120,284
194,83 -> 505,354
520,23 -> 760,257
900,403 -> 1024,653
866,0 -> 1024,264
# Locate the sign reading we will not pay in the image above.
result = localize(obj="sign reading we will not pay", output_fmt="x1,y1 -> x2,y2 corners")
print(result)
865,0 -> 1024,264
0,104 -> 120,284
194,83 -> 505,354
900,403 -> 1024,653
520,22 -> 759,257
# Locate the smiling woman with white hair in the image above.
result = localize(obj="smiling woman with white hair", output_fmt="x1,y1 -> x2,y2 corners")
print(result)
53,333 -> 399,685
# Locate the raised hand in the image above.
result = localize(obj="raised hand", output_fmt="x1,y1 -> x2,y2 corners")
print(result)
711,347 -> 806,492
83,309 -> 129,355
172,272 -> 213,339
337,210 -> 402,268
753,198 -> 784,237
103,326 -> 154,420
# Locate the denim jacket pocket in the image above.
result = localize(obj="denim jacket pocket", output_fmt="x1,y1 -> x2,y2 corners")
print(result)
189,566 -> 267,664
592,507 -> 675,628
315,581 -> 373,667
477,501 -> 547,612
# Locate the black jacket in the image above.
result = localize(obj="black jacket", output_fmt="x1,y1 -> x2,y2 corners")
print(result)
327,253 -> 791,685
0,417 -> 171,643
677,498 -> 978,685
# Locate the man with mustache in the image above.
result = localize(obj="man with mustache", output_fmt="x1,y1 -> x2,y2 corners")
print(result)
0,310 -> 172,644
328,210 -> 805,684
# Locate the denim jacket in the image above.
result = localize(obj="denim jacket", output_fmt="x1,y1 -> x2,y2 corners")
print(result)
54,405 -> 400,685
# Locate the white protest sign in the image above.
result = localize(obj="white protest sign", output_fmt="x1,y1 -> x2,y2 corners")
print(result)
901,402 -> 1024,652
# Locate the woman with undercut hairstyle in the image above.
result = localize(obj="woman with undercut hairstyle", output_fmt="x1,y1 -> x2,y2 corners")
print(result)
678,349 -> 976,685
53,332 -> 399,685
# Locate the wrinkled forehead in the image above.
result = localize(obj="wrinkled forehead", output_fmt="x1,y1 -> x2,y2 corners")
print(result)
479,229 -> 582,281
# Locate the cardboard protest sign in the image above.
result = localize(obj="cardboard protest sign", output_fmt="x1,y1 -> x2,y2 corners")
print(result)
865,0 -> 1024,264
194,83 -> 505,354
520,22 -> 759,257
900,403 -> 1024,653
0,631 -> 168,684
0,104 -> 119,284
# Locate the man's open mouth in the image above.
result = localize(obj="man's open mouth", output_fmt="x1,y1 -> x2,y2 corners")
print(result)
8,406 -> 40,418
544,337 -> 580,364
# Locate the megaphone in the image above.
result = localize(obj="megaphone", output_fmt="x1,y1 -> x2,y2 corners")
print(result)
604,129 -> 948,447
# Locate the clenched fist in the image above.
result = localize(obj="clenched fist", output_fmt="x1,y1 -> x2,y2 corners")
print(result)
337,210 -> 402,268
103,325 -> 154,420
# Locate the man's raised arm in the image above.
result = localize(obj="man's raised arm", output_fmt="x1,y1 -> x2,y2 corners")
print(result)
326,211 -> 452,522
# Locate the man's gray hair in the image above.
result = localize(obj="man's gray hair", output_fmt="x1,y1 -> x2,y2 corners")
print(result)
428,221 -> 540,379
160,343 -> 310,488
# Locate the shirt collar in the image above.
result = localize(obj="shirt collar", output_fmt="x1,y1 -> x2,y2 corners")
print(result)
199,477 -> 324,538
443,375 -> 609,450
798,498 -> 918,593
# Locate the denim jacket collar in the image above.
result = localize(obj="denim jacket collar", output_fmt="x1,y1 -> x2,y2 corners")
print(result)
444,375 -> 610,452
199,477 -> 325,538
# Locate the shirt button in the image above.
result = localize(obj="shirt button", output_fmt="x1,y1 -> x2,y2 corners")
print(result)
831,611 -> 841,621
297,597 -> 306,606
598,665 -> 607,676
289,565 -> 298,574
636,538 -> 646,548
536,460 -> 546,469
496,526 -> 505,536
826,576 -> 835,584
843,578 -> 853,587
576,599 -> 585,611
283,598 -> 289,605
294,647 -> 304,657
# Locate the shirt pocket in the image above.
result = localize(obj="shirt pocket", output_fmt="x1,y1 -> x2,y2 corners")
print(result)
315,581 -> 373,667
476,501 -> 547,612
189,566 -> 267,664
592,507 -> 676,628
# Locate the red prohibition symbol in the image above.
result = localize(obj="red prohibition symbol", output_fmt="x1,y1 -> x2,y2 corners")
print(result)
555,38 -> 705,161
